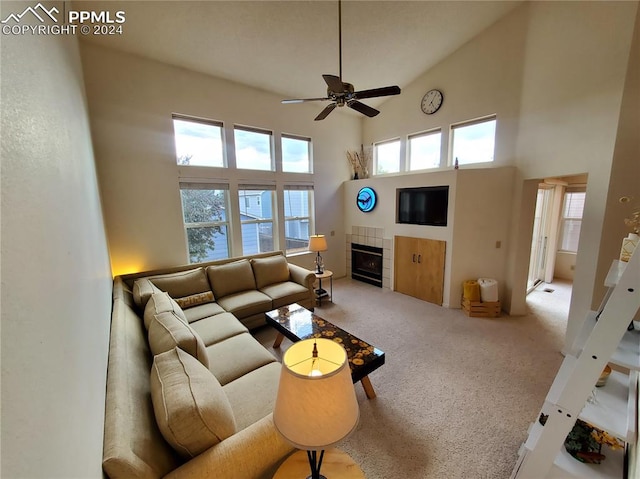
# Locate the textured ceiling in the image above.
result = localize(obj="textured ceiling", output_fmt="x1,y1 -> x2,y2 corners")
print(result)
77,1 -> 522,106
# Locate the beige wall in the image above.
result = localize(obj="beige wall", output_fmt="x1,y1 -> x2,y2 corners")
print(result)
511,1 -> 638,348
0,7 -> 112,478
80,43 -> 361,278
347,2 -> 637,349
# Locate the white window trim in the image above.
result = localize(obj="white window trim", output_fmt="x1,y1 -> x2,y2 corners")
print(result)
408,128 -> 442,171
449,114 -> 497,167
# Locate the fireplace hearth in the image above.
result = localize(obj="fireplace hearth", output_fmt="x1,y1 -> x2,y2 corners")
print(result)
351,243 -> 383,287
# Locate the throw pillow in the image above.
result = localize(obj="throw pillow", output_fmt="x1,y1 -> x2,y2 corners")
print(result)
143,292 -> 188,330
133,278 -> 162,309
206,259 -> 256,299
147,268 -> 213,303
148,310 -> 209,369
250,255 -> 290,289
150,348 -> 236,458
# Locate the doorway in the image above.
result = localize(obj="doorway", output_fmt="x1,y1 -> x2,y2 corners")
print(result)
525,174 -> 588,321
527,185 -> 554,292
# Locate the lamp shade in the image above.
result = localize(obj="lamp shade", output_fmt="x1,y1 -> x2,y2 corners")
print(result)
308,235 -> 328,253
273,338 -> 359,450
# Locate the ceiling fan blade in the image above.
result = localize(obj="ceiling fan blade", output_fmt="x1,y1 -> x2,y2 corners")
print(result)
348,100 -> 379,118
354,85 -> 401,100
282,97 -> 330,104
314,103 -> 337,121
322,74 -> 344,93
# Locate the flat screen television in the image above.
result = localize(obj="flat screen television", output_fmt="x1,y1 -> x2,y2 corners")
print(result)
396,186 -> 449,226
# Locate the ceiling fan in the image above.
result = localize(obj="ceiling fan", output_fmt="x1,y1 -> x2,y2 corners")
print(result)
281,0 -> 401,121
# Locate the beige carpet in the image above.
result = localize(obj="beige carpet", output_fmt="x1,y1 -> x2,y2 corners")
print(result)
255,278 -> 570,479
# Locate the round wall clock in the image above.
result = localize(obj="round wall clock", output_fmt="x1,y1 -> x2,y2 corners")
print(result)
421,89 -> 444,115
356,187 -> 377,212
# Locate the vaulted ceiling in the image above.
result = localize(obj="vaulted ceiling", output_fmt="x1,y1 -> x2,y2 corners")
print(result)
77,1 -> 522,106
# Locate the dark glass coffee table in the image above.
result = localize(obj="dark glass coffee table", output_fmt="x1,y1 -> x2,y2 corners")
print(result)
265,303 -> 385,399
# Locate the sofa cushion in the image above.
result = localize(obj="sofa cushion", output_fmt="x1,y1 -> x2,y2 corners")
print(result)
215,290 -> 273,320
147,267 -> 214,308
190,312 -> 248,347
207,259 -> 256,299
182,301 -> 227,324
206,333 -> 277,386
148,311 -> 209,369
150,348 -> 236,459
222,362 -> 281,431
132,278 -> 162,309
260,281 -> 311,309
250,255 -> 290,289
143,292 -> 187,330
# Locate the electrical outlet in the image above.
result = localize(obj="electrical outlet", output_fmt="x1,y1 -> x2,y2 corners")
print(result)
495,240 -> 501,249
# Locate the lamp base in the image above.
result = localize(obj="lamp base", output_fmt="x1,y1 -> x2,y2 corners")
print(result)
306,475 -> 327,479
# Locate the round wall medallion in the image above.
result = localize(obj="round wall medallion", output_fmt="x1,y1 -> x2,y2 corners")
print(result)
356,187 -> 377,212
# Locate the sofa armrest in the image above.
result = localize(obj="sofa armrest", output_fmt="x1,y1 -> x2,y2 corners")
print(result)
164,414 -> 295,479
288,263 -> 315,290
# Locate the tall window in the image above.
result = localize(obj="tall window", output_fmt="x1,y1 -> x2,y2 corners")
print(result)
374,139 -> 401,175
284,187 -> 313,254
180,183 -> 230,262
234,126 -> 273,171
559,191 -> 586,252
408,130 -> 441,170
451,116 -> 496,166
282,135 -> 312,173
238,186 -> 275,255
173,115 -> 224,167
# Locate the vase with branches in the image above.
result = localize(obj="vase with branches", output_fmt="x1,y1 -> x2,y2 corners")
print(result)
346,145 -> 371,180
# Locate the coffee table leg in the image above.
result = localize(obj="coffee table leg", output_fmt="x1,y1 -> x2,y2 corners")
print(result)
360,376 -> 376,399
273,332 -> 285,348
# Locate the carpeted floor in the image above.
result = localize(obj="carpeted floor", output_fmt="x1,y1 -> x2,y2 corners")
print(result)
255,277 -> 570,478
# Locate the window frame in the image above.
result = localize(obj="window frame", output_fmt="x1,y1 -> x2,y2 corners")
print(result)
233,124 -> 274,171
373,138 -> 402,176
281,133 -> 312,173
558,189 -> 586,253
179,182 -> 231,263
408,129 -> 442,171
450,115 -> 497,166
283,186 -> 314,255
238,185 -> 277,255
172,114 -> 226,168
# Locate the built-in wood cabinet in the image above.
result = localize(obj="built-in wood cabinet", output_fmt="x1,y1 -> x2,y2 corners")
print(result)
394,236 -> 446,305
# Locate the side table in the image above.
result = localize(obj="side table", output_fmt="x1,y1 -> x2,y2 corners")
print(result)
273,448 -> 365,479
314,270 -> 333,305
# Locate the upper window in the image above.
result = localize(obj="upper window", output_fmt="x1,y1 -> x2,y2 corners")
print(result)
559,191 -> 586,252
238,186 -> 276,255
451,116 -> 496,166
408,130 -> 441,171
173,115 -> 225,167
179,183 -> 230,262
374,139 -> 401,175
283,187 -> 313,255
282,135 -> 312,173
234,126 -> 273,171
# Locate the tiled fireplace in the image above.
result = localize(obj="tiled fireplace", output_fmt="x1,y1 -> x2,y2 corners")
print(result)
346,226 -> 391,290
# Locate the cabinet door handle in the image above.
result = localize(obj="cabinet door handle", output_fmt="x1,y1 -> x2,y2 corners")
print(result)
417,254 -> 422,264
412,253 -> 416,263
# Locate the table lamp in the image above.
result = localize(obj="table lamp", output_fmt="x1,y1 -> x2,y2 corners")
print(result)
308,235 -> 328,274
273,338 -> 359,479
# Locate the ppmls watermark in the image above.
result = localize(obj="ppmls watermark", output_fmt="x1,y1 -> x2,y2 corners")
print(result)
1,2 -> 125,36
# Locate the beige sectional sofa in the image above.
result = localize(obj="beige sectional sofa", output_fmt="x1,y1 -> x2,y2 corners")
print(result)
102,251 -> 316,479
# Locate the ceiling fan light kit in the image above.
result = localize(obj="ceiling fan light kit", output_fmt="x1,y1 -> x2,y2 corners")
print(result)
282,0 -> 401,121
